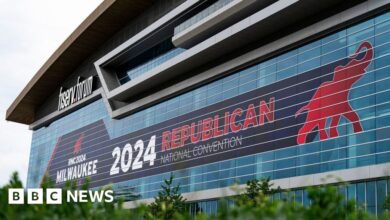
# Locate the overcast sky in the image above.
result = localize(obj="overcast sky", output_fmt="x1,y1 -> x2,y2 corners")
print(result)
0,0 -> 103,186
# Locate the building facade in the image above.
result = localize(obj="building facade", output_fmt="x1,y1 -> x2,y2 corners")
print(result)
6,0 -> 390,216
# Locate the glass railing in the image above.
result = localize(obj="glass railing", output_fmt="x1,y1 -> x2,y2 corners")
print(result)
174,0 -> 235,35
119,48 -> 185,84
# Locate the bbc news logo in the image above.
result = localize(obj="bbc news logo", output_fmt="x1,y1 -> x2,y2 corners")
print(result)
8,188 -> 114,204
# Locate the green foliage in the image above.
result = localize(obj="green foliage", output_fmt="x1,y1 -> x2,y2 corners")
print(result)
214,197 -> 305,220
220,183 -> 382,220
147,174 -> 187,220
247,177 -> 281,197
228,177 -> 372,220
385,194 -> 390,211
236,177 -> 281,207
305,185 -> 361,220
0,171 -> 389,220
0,172 -> 142,220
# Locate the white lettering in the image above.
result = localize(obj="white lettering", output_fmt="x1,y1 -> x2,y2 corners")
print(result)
58,76 -> 93,111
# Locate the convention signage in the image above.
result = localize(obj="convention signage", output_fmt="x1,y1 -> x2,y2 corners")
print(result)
58,76 -> 94,111
45,41 -> 373,188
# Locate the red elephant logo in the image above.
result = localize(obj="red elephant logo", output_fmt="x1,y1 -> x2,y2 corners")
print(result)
73,133 -> 84,155
295,41 -> 373,145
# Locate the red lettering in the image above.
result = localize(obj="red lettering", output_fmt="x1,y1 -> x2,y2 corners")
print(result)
162,98 -> 275,150
230,108 -> 243,133
202,118 -> 213,141
171,128 -> 181,149
191,121 -> 202,143
162,131 -> 171,152
180,125 -> 190,147
259,97 -> 275,125
213,115 -> 224,137
224,112 -> 230,135
243,104 -> 258,129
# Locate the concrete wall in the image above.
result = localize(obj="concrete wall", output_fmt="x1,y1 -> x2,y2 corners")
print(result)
33,0 -> 390,127
34,0 -> 185,122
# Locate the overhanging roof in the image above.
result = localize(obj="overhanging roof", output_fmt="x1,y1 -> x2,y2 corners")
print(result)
5,0 -> 153,124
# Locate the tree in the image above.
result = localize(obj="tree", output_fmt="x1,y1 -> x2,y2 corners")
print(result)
0,172 -> 144,220
0,172 -> 385,220
236,177 -> 281,206
147,175 -> 187,220
245,177 -> 280,198
230,178 -> 379,220
0,172 -> 25,220
220,177 -> 302,220
304,185 -> 362,220
385,194 -> 390,211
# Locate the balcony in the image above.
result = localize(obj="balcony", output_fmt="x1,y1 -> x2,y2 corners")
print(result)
174,0 -> 235,35
94,0 -> 369,119
172,0 -> 274,48
118,48 -> 185,85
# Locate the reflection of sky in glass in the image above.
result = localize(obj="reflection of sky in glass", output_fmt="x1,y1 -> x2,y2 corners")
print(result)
119,48 -> 185,84
28,12 -> 390,210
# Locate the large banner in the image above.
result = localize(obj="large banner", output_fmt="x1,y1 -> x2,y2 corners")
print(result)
45,41 -> 373,188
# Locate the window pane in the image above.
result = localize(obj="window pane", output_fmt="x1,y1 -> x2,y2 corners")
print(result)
239,66 -> 257,94
277,50 -> 297,80
366,182 -> 376,214
377,180 -> 387,215
321,30 -> 347,64
298,40 -> 321,73
357,182 -> 366,209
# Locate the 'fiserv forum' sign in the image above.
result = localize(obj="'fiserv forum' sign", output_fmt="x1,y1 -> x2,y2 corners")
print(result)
46,41 -> 375,188
58,76 -> 94,111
